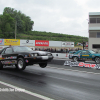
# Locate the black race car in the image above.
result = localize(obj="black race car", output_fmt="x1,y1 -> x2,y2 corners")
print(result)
0,46 -> 53,70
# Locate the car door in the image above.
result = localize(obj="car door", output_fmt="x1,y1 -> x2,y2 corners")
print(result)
80,50 -> 91,60
1,47 -> 17,65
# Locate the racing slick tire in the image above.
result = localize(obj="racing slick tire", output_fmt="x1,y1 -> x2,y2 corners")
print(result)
39,63 -> 47,68
0,61 -> 3,70
73,57 -> 78,62
16,58 -> 26,70
95,57 -> 100,64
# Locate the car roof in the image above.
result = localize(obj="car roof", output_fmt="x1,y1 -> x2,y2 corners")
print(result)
74,50 -> 82,54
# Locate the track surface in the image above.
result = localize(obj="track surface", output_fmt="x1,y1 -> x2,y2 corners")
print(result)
0,61 -> 100,100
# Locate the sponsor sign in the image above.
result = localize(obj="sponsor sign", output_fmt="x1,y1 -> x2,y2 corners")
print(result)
62,42 -> 74,47
82,55 -> 89,56
35,40 -> 49,46
4,39 -> 20,46
0,55 -> 2,60
64,61 -> 100,69
49,41 -> 61,47
5,56 -> 17,59
0,39 -> 4,45
20,40 -> 35,46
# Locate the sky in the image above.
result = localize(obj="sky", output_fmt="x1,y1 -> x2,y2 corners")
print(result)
0,0 -> 100,37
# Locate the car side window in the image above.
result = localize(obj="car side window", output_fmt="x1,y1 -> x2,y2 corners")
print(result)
5,48 -> 13,54
1,49 -> 6,54
81,51 -> 89,55
78,52 -> 81,54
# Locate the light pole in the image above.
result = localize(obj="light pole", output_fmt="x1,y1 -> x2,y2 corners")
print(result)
15,21 -> 17,39
83,37 -> 85,50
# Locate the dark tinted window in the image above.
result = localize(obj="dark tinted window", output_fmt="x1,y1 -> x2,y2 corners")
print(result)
97,18 -> 100,23
97,32 -> 100,38
90,18 -> 96,23
92,44 -> 100,48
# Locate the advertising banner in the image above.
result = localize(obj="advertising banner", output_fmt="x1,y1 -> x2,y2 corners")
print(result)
4,39 -> 20,46
64,61 -> 100,69
35,40 -> 49,46
62,42 -> 74,47
20,40 -> 35,46
49,41 -> 62,47
0,39 -> 4,45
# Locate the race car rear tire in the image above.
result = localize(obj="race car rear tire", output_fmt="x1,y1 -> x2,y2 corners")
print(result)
39,63 -> 47,68
73,57 -> 78,62
0,61 -> 3,70
95,57 -> 100,64
16,58 -> 26,70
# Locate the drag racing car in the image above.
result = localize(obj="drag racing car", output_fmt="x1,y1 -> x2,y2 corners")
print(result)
69,50 -> 100,63
68,51 -> 77,58
0,46 -> 53,70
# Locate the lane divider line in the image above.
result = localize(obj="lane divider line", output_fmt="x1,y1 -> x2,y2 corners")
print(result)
0,81 -> 54,100
33,65 -> 100,75
46,66 -> 100,75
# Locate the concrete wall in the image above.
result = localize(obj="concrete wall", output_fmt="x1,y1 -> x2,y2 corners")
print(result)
52,53 -> 69,59
88,38 -> 100,50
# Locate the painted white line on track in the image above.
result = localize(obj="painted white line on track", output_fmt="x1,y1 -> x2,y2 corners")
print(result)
0,81 -> 54,100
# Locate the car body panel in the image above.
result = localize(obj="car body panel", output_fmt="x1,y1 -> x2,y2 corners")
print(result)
69,50 -> 100,61
0,46 -> 53,66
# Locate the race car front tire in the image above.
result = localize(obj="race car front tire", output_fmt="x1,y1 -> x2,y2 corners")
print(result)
95,57 -> 100,64
39,63 -> 47,68
16,58 -> 26,70
73,57 -> 78,62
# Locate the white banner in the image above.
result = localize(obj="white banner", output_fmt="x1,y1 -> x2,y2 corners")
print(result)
0,46 -> 8,50
20,40 -> 35,46
62,42 -> 74,47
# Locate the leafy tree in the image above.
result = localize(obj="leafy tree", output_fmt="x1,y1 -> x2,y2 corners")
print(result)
0,7 -> 34,38
5,23 -> 12,32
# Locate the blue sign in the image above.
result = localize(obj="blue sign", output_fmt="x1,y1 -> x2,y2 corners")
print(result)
0,39 -> 4,45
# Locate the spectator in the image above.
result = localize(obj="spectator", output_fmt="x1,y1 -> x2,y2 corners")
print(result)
55,48 -> 56,52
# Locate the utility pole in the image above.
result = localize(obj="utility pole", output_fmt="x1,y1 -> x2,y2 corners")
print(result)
15,21 -> 17,39
83,38 -> 85,50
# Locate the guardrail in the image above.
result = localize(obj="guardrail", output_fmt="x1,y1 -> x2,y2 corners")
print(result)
52,53 -> 69,59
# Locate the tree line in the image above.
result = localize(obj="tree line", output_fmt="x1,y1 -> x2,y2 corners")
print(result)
17,31 -> 88,45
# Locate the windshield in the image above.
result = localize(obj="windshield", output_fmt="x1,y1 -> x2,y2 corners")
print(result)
89,50 -> 96,54
13,46 -> 33,52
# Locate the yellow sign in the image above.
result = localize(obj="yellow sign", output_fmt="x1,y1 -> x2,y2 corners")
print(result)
82,55 -> 89,56
4,39 -> 20,46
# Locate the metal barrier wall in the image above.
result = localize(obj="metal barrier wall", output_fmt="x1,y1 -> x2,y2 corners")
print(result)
52,53 -> 69,59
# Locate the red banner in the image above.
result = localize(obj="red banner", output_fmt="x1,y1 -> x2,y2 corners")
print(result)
35,40 -> 49,46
